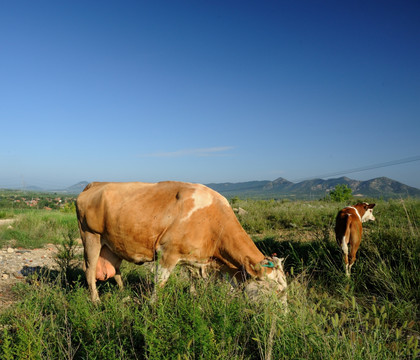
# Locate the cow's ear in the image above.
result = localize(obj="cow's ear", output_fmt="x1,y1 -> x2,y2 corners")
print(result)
261,258 -> 275,268
247,257 -> 261,276
369,203 -> 376,209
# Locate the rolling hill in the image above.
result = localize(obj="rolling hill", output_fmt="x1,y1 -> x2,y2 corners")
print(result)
206,176 -> 420,199
2,177 -> 419,200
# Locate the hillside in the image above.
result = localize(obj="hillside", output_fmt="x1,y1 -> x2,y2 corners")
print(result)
206,176 -> 420,199
2,177 -> 419,199
65,181 -> 90,194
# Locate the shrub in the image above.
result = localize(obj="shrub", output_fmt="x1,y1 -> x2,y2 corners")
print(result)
329,184 -> 352,202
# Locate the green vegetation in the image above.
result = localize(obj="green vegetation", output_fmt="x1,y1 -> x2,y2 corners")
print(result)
0,189 -> 76,211
328,184 -> 353,202
0,210 -> 78,249
0,195 -> 418,359
0,190 -> 78,248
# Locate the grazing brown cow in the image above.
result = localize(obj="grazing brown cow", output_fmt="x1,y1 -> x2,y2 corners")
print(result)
335,202 -> 376,276
76,181 -> 287,302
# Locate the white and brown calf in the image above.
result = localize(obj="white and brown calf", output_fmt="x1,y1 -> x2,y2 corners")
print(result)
335,202 -> 376,276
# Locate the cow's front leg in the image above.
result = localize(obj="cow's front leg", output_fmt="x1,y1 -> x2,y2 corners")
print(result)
157,265 -> 173,287
149,251 -> 178,301
148,264 -> 174,302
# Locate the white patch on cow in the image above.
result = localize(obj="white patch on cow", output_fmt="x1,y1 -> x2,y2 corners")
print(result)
157,266 -> 172,285
267,270 -> 276,280
265,258 -> 287,291
347,206 -> 362,222
181,188 -> 213,221
361,208 -> 375,222
345,264 -> 350,277
341,236 -> 348,256
267,269 -> 287,290
252,260 -> 287,307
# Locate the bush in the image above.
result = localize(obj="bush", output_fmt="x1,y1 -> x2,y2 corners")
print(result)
329,184 -> 352,202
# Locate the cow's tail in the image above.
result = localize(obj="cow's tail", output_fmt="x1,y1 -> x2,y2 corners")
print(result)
81,182 -> 94,192
82,181 -> 107,192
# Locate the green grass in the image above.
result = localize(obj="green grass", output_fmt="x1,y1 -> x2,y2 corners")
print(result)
0,210 -> 16,220
0,210 -> 78,248
0,198 -> 419,359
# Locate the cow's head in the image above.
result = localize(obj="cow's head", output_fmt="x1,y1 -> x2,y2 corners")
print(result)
251,257 -> 287,290
245,257 -> 287,305
361,203 -> 376,222
263,257 -> 287,291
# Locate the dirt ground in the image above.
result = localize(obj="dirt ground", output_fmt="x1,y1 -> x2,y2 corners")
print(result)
0,219 -> 83,309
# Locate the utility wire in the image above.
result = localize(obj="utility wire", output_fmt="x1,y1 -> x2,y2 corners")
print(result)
292,155 -> 420,183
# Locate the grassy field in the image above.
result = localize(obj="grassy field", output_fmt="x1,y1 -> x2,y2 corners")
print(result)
0,198 -> 418,359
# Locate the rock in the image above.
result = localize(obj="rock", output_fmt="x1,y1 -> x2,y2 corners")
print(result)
233,207 -> 248,216
0,243 -> 79,309
13,272 -> 24,280
16,250 -> 30,254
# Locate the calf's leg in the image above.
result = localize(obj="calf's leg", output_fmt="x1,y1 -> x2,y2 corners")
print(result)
348,240 -> 360,276
341,236 -> 350,277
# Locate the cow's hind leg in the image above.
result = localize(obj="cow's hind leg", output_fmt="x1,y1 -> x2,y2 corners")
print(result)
82,232 -> 102,302
114,270 -> 124,290
341,236 -> 350,277
348,241 -> 360,277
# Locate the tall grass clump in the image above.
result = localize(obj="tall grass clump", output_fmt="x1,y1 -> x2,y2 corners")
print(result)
55,228 -> 84,287
1,264 -> 418,359
0,210 -> 16,220
349,199 -> 419,324
0,210 -> 78,248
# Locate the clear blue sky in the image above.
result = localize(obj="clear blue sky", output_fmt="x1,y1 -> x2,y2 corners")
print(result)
1,1 -> 419,190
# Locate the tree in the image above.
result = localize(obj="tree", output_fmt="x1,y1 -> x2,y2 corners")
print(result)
230,196 -> 240,206
329,184 -> 352,202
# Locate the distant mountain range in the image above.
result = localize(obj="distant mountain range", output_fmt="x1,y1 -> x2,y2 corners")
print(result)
206,176 -> 420,199
3,177 -> 418,200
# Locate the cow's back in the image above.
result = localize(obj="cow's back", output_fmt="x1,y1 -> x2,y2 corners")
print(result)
335,207 -> 362,244
77,181 -> 180,235
76,181 -> 234,263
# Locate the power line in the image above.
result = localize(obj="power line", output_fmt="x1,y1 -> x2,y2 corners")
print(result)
292,155 -> 420,183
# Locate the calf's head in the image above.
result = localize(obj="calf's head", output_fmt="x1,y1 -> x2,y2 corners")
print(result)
361,203 -> 376,222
